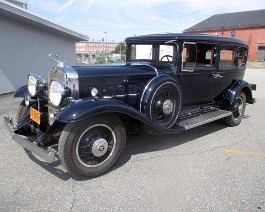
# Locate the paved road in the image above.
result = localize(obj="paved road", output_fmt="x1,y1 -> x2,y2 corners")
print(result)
0,69 -> 264,211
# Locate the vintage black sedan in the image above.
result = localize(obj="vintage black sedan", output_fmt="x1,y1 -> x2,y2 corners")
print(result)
4,33 -> 256,179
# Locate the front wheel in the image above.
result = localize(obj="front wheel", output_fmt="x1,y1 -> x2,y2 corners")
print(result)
58,114 -> 126,179
225,92 -> 246,127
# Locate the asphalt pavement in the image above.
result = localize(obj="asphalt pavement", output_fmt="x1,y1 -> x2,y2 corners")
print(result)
0,68 -> 264,211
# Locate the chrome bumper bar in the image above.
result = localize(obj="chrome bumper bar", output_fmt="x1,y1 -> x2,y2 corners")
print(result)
4,116 -> 55,163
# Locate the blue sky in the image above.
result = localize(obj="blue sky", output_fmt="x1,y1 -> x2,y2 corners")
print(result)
26,0 -> 264,42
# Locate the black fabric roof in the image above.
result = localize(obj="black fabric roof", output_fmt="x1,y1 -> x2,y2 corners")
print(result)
125,33 -> 247,46
184,9 -> 265,33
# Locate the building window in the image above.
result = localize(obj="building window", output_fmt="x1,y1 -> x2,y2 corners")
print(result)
231,31 -> 236,38
257,46 -> 265,62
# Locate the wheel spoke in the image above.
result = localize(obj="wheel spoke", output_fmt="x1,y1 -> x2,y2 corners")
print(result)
76,125 -> 115,167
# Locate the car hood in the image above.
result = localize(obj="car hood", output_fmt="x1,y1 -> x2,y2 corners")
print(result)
71,62 -> 174,79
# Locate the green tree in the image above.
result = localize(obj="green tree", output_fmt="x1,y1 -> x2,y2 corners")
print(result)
112,43 -> 126,55
95,57 -> 105,64
131,45 -> 136,60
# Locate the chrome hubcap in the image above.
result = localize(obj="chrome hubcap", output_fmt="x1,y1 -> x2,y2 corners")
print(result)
76,124 -> 116,167
92,138 -> 108,157
234,97 -> 244,120
163,99 -> 174,115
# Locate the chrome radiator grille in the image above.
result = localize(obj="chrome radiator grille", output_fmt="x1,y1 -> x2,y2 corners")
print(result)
48,67 -> 67,84
47,66 -> 79,125
48,67 -> 67,124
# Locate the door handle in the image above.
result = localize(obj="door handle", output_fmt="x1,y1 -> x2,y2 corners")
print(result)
213,74 -> 223,78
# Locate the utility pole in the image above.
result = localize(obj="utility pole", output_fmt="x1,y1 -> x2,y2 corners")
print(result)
104,32 -> 107,53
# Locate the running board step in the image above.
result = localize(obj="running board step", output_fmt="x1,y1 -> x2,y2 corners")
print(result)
178,110 -> 232,130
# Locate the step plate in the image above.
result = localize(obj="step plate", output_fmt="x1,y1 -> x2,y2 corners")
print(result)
179,110 -> 232,130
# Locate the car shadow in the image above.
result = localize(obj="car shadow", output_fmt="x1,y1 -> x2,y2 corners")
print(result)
25,150 -> 73,180
25,119 -> 229,181
114,120 -> 228,170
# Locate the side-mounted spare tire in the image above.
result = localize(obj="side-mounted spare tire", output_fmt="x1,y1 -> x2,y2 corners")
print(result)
140,75 -> 181,128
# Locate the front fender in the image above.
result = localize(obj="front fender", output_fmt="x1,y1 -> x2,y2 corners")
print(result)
222,80 -> 254,111
14,85 -> 30,98
56,98 -> 183,134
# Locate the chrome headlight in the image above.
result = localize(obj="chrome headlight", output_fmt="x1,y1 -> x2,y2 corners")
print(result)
28,73 -> 47,97
49,79 -> 71,107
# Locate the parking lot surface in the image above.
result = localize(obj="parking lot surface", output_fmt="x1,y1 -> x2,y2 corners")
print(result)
0,69 -> 264,211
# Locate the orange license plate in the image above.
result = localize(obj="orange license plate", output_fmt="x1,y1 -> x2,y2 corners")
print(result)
30,107 -> 41,125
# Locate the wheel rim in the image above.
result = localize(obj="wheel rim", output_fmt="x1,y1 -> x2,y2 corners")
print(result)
233,96 -> 244,120
152,90 -> 175,124
76,124 -> 116,167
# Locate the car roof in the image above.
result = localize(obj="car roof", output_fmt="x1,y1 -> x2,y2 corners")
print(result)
125,33 -> 248,46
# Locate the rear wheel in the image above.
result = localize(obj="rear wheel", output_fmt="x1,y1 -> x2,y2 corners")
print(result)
225,92 -> 246,126
58,114 -> 126,179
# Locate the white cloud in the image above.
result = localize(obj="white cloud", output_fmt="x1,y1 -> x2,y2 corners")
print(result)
57,0 -> 76,13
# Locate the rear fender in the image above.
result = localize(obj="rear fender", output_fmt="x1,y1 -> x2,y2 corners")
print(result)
222,80 -> 254,111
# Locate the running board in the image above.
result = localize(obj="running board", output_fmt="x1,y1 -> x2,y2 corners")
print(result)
178,110 -> 232,130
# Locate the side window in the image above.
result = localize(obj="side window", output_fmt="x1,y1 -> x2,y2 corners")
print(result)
196,43 -> 215,67
182,43 -> 196,71
182,43 -> 215,71
238,47 -> 248,67
159,45 -> 174,62
220,46 -> 236,67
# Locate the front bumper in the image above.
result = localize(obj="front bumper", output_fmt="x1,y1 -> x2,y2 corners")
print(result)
4,116 -> 55,163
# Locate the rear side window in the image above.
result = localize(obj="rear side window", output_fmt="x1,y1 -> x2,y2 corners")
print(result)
196,43 -> 215,67
238,47 -> 248,67
220,46 -> 236,67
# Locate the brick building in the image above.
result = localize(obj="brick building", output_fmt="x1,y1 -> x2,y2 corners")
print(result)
76,41 -> 118,64
184,9 -> 265,62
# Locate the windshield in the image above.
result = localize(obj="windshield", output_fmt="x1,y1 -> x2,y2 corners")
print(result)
128,43 -> 177,64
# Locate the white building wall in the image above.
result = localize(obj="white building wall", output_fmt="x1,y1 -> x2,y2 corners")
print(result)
0,15 -> 77,94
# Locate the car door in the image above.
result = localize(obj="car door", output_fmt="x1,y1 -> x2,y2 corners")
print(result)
177,42 -> 216,107
212,44 -> 237,102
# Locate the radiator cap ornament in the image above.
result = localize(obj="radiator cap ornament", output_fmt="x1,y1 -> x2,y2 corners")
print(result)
49,54 -> 66,68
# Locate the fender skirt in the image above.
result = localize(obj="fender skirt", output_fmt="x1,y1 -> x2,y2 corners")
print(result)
57,98 -> 185,134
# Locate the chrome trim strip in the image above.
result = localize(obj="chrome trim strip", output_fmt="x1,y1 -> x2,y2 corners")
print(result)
183,111 -> 232,130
